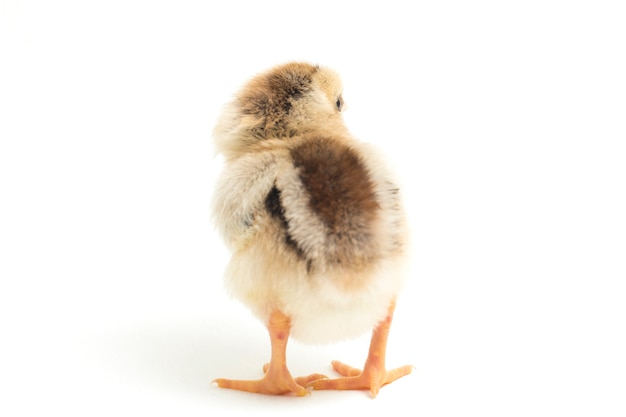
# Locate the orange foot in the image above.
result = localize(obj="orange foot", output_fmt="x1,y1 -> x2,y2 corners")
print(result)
309,360 -> 412,397
213,310 -> 327,396
309,300 -> 412,397
213,365 -> 325,396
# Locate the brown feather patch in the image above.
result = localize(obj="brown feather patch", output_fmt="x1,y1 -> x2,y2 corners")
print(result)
290,137 -> 380,267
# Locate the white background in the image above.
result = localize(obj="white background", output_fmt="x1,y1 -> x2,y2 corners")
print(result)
1,0 -> 625,415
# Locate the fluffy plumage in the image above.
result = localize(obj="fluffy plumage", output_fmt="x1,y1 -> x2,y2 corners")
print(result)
211,62 -> 411,396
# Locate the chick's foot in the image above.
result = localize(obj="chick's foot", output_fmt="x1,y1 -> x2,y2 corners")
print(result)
308,359 -> 412,397
213,310 -> 326,396
213,366 -> 317,396
309,300 -> 412,397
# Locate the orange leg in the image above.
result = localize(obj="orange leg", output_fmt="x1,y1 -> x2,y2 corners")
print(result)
309,301 -> 412,397
213,310 -> 326,396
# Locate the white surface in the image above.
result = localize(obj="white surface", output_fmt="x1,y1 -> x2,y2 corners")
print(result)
1,1 -> 625,415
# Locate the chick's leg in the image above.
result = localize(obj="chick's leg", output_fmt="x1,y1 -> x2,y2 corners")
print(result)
309,301 -> 412,397
213,310 -> 325,396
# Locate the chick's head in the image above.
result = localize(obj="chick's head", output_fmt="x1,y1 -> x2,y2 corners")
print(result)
214,62 -> 347,159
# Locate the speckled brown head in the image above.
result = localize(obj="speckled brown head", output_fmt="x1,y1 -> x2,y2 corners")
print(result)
214,62 -> 347,158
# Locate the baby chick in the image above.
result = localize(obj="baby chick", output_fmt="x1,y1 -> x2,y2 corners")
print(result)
211,62 -> 411,397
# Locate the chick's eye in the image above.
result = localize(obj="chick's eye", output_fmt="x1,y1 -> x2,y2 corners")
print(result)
335,95 -> 343,111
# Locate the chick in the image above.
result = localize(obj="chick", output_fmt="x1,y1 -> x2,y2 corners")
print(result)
211,62 -> 412,397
